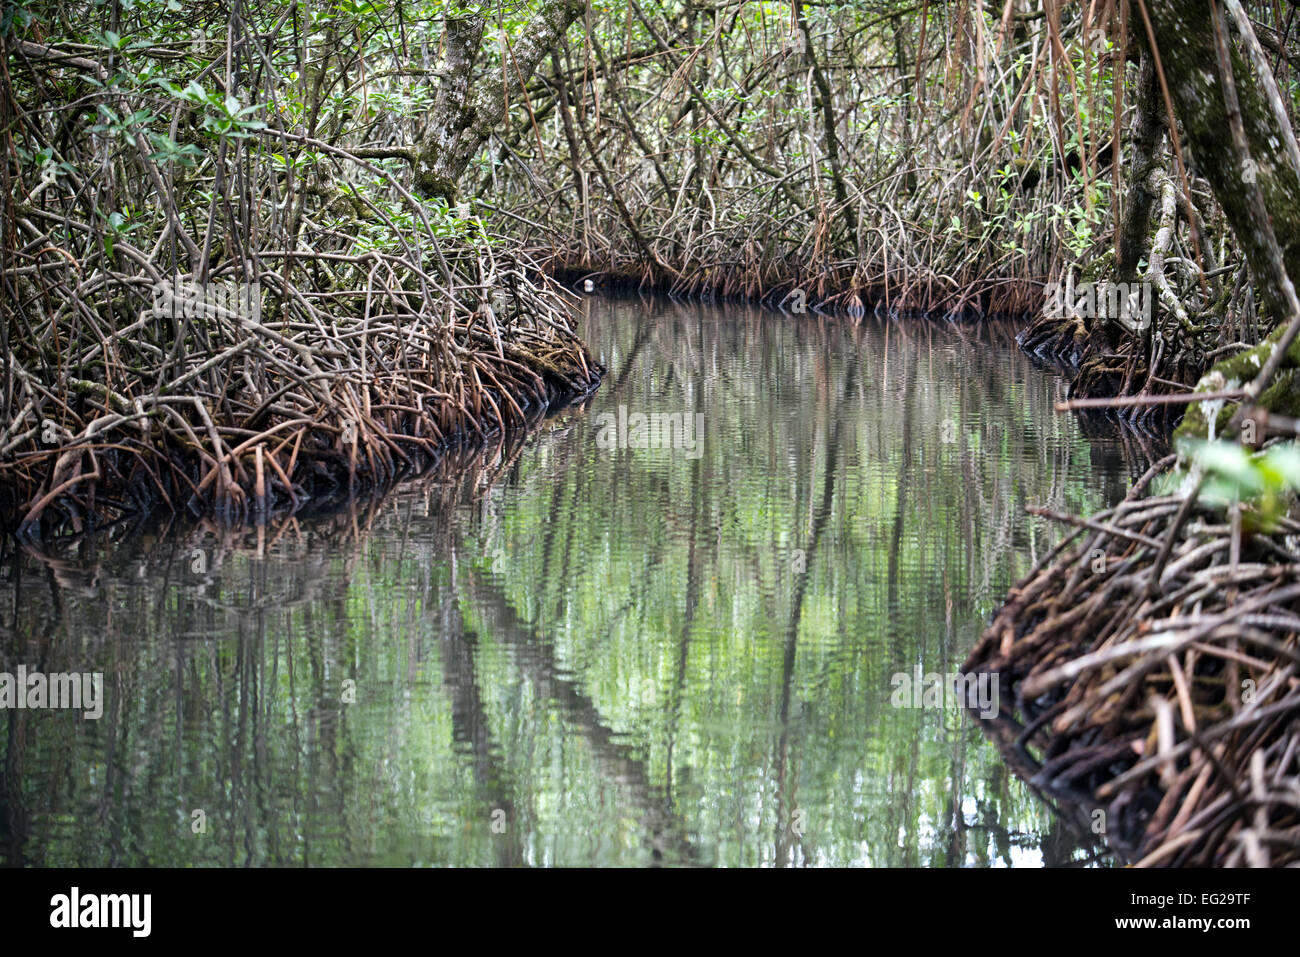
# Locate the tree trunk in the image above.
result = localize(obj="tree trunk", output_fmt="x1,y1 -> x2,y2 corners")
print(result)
1144,0 -> 1300,324
1115,49 -> 1166,283
1142,1 -> 1300,438
414,0 -> 587,202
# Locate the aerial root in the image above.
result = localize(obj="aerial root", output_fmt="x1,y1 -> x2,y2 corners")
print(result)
965,471 -> 1300,867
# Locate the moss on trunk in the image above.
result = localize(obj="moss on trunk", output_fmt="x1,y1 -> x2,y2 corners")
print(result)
1146,2 -> 1300,323
1146,1 -> 1300,438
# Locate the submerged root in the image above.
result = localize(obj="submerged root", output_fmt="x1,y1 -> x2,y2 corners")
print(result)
1017,313 -> 1094,369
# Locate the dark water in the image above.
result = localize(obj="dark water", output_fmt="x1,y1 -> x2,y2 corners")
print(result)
0,298 -> 1144,867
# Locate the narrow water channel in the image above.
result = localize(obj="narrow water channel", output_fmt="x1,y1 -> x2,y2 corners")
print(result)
0,297 -> 1141,866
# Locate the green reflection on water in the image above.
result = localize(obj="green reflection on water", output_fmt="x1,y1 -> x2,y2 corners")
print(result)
0,298 -> 1140,866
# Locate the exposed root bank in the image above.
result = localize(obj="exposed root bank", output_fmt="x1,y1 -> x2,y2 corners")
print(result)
964,463 -> 1300,867
548,261 -> 1046,320
0,249 -> 602,540
2,413 -> 551,572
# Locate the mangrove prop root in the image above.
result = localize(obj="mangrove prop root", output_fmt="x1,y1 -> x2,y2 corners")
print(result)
0,29 -> 605,541
964,473 -> 1300,867
0,247 -> 603,539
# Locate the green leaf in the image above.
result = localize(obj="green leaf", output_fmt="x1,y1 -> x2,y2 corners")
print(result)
1262,443 -> 1300,490
1193,440 -> 1256,486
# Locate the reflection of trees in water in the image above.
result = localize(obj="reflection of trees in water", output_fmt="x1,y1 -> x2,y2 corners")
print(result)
0,300 -> 1125,866
487,300 -> 1121,865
